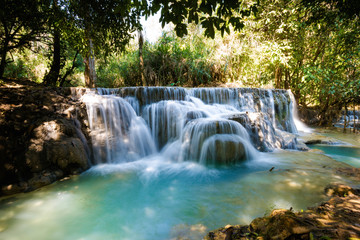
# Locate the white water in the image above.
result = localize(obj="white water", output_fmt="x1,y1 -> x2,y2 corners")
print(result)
81,87 -> 304,164
288,90 -> 313,134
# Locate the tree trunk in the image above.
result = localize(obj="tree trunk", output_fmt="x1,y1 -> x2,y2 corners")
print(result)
275,66 -> 282,89
353,104 -> 356,133
60,51 -> 78,87
284,68 -> 290,89
0,37 -> 10,79
138,31 -> 146,86
84,38 -> 96,88
43,28 -> 61,86
344,104 -> 348,133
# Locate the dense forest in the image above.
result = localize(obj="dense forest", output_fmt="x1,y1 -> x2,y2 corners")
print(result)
1,0 -> 359,125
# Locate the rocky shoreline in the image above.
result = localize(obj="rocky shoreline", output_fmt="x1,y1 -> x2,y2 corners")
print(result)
0,79 -> 92,196
205,168 -> 360,240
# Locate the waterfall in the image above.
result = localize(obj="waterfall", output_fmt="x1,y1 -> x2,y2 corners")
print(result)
79,87 -> 304,165
288,90 -> 313,133
82,92 -> 156,163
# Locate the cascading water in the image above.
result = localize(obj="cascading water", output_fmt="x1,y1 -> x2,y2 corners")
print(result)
82,93 -> 156,163
288,90 -> 313,134
80,87 -> 301,165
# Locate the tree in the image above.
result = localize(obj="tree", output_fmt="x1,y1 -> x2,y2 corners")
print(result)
138,30 -> 146,86
67,0 -> 259,87
0,0 -> 50,78
43,0 -> 62,86
67,0 -> 141,87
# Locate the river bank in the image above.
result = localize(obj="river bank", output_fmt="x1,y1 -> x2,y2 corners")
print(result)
0,79 -> 92,196
205,180 -> 360,240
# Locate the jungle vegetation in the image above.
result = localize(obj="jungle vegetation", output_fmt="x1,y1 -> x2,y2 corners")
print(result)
1,0 -> 359,125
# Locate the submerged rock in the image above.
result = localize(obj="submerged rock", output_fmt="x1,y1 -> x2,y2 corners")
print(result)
298,133 -> 343,145
170,224 -> 208,240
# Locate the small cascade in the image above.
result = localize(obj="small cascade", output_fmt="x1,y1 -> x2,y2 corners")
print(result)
288,90 -> 313,133
179,118 -> 251,162
143,100 -> 192,150
81,93 -> 156,163
78,87 -> 308,165
199,134 -> 257,165
272,90 -> 297,133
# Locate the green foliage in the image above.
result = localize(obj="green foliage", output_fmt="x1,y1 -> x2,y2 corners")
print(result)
1,0 -> 359,127
0,0 -> 50,77
67,0 -> 141,56
147,0 -> 258,38
3,48 -> 50,82
97,31 -> 223,87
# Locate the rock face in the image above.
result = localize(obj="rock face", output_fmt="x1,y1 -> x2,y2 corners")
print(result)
0,82 -> 92,196
205,181 -> 360,240
26,118 -> 89,173
226,113 -> 281,151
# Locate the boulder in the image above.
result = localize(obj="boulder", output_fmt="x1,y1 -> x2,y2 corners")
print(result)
249,209 -> 315,240
0,83 -> 92,196
26,118 -> 89,174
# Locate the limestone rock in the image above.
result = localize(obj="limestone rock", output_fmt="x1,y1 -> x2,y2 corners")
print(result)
0,83 -> 92,196
227,112 -> 281,151
26,118 -> 89,174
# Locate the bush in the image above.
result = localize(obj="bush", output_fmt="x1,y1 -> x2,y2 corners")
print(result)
96,31 -> 224,87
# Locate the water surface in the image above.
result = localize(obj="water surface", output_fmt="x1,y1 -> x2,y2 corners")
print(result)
1,132 -> 359,240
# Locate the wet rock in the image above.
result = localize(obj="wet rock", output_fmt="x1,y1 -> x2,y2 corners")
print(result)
335,168 -> 360,181
181,119 -> 248,161
227,112 -> 281,152
201,137 -> 246,164
185,110 -> 208,124
227,112 -> 308,151
325,184 -> 360,197
205,225 -> 251,240
117,87 -> 187,109
1,182 -> 29,196
275,130 -> 297,149
299,133 -> 342,145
